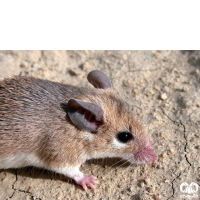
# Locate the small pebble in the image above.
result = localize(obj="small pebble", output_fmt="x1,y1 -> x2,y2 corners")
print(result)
154,194 -> 161,200
121,190 -> 128,194
182,86 -> 189,92
195,69 -> 200,74
69,68 -> 83,76
157,164 -> 162,169
140,182 -> 145,188
152,163 -> 157,168
168,82 -> 175,88
123,54 -> 128,60
160,93 -> 167,100
156,132 -> 164,137
20,62 -> 28,68
163,86 -> 170,93
131,194 -> 143,200
144,178 -> 150,185
162,103 -> 170,107
123,80 -> 133,87
149,186 -> 156,193
80,62 -> 91,72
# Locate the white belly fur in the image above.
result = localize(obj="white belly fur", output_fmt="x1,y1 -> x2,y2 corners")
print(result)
0,154 -> 45,169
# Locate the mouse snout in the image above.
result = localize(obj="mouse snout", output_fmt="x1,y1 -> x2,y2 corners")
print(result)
134,142 -> 158,164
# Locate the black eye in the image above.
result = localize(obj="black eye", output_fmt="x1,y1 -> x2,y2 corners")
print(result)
117,132 -> 133,143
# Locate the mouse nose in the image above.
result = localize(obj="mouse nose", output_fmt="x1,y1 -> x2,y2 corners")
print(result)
134,143 -> 158,164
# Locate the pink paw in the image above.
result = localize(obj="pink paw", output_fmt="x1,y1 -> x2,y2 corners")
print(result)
76,175 -> 98,191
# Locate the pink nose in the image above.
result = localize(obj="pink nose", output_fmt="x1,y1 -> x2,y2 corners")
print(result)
134,144 -> 158,164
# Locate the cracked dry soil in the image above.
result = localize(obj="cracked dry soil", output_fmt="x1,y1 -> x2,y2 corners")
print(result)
0,50 -> 199,200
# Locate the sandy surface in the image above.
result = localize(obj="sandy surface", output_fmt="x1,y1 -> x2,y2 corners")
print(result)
0,50 -> 199,200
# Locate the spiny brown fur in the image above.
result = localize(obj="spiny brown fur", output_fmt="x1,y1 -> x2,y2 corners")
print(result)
0,76 -> 150,168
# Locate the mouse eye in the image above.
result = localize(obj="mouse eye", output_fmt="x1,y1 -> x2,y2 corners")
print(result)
117,132 -> 133,143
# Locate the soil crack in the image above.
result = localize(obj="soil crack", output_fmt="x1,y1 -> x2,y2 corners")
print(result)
8,169 -> 18,199
161,109 -> 192,167
161,109 -> 192,199
8,169 -> 42,200
180,121 -> 192,167
167,172 -> 182,200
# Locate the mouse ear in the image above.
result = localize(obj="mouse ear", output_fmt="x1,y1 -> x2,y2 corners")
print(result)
87,70 -> 112,89
61,99 -> 104,132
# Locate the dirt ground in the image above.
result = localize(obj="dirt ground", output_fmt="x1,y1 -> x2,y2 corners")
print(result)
0,50 -> 199,200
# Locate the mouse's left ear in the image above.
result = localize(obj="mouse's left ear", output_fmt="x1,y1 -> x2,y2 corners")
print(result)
87,70 -> 112,89
61,99 -> 104,133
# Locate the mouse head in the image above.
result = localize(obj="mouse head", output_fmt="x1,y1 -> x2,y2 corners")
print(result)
65,70 -> 157,165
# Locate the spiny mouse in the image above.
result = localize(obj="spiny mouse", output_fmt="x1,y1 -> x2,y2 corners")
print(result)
0,70 -> 157,191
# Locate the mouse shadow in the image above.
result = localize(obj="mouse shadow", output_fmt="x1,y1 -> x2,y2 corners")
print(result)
0,157 -> 133,190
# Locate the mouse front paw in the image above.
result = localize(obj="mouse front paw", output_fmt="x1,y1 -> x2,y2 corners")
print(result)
76,175 -> 98,191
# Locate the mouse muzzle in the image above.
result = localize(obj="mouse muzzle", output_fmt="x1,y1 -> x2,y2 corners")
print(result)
134,141 -> 158,164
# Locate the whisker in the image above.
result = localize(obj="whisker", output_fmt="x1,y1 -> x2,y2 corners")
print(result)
110,157 -> 138,181
109,158 -> 125,168
132,165 -> 139,186
96,157 -> 123,176
123,160 -> 134,173
104,159 -> 131,177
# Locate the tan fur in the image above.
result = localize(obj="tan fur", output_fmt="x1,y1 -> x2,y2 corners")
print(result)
0,76 -> 154,170
78,90 -> 149,159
